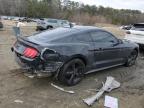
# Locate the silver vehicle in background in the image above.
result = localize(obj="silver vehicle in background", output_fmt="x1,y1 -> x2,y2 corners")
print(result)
0,17 -> 3,29
36,18 -> 70,31
125,23 -> 144,49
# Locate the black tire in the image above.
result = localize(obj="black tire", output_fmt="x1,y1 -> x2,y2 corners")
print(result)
47,26 -> 53,29
36,27 -> 42,31
58,59 -> 85,86
36,28 -> 39,31
125,50 -> 138,67
139,44 -> 144,52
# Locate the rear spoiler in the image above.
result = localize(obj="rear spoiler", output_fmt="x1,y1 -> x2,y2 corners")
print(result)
17,36 -> 39,46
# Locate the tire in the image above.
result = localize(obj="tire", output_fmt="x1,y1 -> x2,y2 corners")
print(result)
47,26 -> 53,30
139,44 -> 144,52
36,27 -> 42,31
125,50 -> 138,67
36,28 -> 39,31
58,59 -> 85,86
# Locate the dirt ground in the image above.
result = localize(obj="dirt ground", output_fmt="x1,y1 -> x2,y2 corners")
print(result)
0,20 -> 144,108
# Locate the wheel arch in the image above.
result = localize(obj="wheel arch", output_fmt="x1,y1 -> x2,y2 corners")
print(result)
134,47 -> 139,53
65,54 -> 88,66
47,25 -> 53,29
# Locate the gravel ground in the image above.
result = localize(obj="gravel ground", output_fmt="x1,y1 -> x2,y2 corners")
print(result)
0,21 -> 144,108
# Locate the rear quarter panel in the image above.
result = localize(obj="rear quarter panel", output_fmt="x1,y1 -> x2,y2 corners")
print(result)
122,40 -> 139,57
43,43 -> 94,65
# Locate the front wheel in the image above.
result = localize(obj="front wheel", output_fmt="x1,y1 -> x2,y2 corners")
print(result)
125,50 -> 138,67
58,59 -> 85,86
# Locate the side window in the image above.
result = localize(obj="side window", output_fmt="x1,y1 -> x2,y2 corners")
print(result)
72,33 -> 91,42
51,36 -> 73,43
90,31 -> 117,43
61,21 -> 67,24
51,33 -> 91,43
48,19 -> 57,23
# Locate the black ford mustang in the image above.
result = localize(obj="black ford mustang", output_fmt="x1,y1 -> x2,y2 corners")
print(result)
11,26 -> 139,86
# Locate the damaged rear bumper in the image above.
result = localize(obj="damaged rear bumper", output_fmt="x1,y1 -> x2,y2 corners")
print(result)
14,51 -> 63,77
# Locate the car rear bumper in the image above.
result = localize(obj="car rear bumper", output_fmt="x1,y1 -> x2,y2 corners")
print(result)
12,48 -> 63,76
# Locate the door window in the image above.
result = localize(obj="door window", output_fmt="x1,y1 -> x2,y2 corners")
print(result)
47,19 -> 57,23
90,31 -> 118,43
72,33 -> 92,42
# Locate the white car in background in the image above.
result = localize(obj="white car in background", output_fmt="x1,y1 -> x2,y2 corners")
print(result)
125,23 -> 144,48
36,18 -> 70,31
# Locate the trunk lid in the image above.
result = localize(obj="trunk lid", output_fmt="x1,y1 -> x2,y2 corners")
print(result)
13,37 -> 41,58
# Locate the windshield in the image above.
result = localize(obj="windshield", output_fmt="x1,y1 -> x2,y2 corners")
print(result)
131,24 -> 144,31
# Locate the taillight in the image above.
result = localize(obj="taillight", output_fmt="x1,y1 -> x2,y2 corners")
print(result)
126,31 -> 131,34
23,47 -> 38,58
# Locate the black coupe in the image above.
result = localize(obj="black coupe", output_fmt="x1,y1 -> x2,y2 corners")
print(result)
11,26 -> 139,86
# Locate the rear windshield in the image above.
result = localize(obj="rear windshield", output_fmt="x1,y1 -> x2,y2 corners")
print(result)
28,28 -> 78,43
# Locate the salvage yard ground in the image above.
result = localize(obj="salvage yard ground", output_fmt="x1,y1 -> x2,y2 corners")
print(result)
0,20 -> 144,108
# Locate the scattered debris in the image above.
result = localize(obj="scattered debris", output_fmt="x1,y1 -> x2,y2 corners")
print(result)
24,73 -> 35,78
94,78 -> 98,82
51,83 -> 75,94
83,76 -> 120,106
140,56 -> 144,60
104,95 -> 118,108
84,89 -> 99,93
14,99 -> 23,104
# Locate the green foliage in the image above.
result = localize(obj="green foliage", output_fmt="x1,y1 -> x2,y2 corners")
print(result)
1,0 -> 144,25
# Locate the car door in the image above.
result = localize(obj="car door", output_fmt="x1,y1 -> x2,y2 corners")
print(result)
71,32 -> 96,71
90,30 -> 123,69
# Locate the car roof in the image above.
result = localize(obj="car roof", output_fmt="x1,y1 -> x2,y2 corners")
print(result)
28,26 -> 103,44
71,25 -> 101,31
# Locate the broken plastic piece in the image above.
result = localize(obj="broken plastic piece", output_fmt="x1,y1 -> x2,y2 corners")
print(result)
51,83 -> 75,94
83,76 -> 120,106
14,99 -> 23,104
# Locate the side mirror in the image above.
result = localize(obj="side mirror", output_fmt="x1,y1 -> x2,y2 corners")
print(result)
112,39 -> 123,46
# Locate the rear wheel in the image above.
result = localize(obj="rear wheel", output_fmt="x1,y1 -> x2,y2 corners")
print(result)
125,50 -> 138,66
58,59 -> 85,86
47,26 -> 53,29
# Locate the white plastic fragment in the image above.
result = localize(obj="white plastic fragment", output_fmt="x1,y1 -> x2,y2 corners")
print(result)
14,99 -> 23,104
104,95 -> 118,108
51,83 -> 75,94
83,76 -> 120,106
27,75 -> 35,78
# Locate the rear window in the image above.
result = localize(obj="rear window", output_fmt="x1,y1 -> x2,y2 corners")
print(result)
51,33 -> 91,43
28,28 -> 78,43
